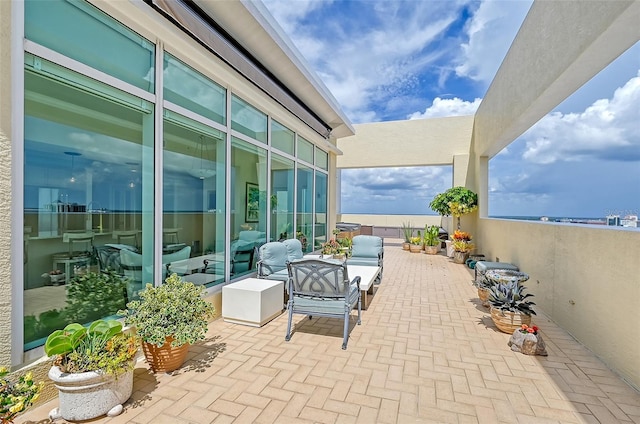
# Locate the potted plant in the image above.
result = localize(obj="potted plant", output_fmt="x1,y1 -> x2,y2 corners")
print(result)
1,366 -> 43,423
488,281 -> 536,334
321,238 -> 344,259
451,230 -> 475,263
423,225 -> 440,254
44,320 -> 138,421
409,236 -> 422,253
429,186 -> 478,230
118,273 -> 215,373
400,222 -> 413,251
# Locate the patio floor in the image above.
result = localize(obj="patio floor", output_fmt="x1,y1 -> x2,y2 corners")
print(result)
18,242 -> 640,423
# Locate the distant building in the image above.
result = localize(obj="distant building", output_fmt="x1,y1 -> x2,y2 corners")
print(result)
606,215 -> 621,226
621,215 -> 638,228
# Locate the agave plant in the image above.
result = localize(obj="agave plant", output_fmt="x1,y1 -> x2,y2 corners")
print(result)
488,281 -> 536,315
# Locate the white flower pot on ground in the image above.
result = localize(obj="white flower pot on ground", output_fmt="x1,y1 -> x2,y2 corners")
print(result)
48,366 -> 133,421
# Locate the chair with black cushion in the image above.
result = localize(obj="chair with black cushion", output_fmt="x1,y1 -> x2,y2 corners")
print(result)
231,243 -> 255,275
286,258 -> 361,350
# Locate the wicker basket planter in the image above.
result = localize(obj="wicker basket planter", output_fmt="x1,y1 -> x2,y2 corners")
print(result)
402,242 -> 410,251
490,307 -> 531,334
452,251 -> 469,264
409,244 -> 422,253
424,245 -> 440,255
477,288 -> 490,308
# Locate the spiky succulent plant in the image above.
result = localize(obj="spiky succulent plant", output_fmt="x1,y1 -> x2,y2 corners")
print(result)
488,281 -> 536,315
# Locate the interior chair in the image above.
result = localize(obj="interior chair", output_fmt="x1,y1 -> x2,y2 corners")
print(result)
51,232 -> 95,285
285,258 -> 362,350
346,235 -> 384,282
112,230 -> 139,250
120,246 -> 191,299
230,243 -> 255,275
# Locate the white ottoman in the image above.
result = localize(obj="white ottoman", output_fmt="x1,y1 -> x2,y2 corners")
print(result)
222,278 -> 284,327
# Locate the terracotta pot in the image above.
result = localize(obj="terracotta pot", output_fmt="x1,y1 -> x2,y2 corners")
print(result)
490,307 -> 532,334
142,337 -> 190,373
48,366 -> 133,421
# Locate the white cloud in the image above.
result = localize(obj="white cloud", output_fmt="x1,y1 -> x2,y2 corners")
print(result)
407,97 -> 481,119
522,71 -> 640,164
263,0 -> 469,122
455,0 -> 532,84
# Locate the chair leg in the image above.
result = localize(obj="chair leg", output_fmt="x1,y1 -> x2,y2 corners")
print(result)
342,310 -> 350,350
285,303 -> 294,342
357,294 -> 362,325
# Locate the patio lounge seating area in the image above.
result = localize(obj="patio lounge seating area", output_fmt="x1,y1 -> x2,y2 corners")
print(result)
18,242 -> 639,423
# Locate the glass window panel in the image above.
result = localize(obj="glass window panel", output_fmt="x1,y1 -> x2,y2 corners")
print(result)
271,120 -> 294,155
298,136 -> 314,163
23,59 -> 154,350
231,95 -> 267,143
25,0 -> 155,92
271,154 -> 295,242
230,137 -> 267,276
314,172 -> 328,250
315,147 -> 328,170
296,164 -> 314,253
163,112 -> 226,286
163,54 -> 226,124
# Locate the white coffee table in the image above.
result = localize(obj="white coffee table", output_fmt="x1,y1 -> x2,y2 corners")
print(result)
222,278 -> 284,327
347,265 -> 380,309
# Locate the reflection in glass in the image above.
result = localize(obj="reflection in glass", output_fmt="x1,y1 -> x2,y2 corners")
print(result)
231,95 -> 267,143
271,120 -> 295,155
163,113 -> 226,286
297,164 -> 314,253
315,172 -> 328,250
230,137 -> 267,276
23,57 -> 153,349
271,154 -> 295,241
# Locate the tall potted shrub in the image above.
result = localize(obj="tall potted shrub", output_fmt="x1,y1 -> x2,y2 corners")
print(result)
44,320 -> 138,421
429,186 -> 478,230
118,274 -> 215,373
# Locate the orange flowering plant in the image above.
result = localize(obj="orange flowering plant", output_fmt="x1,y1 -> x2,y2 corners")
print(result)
519,324 -> 539,335
451,230 -> 472,242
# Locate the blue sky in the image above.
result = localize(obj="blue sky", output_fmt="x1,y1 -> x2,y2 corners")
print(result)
262,0 -> 640,218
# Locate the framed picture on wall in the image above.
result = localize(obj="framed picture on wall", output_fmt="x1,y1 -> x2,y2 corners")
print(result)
245,182 -> 259,222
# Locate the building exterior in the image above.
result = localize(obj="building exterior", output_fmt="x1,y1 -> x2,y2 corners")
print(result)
1,0 -> 353,370
2,0 -> 639,398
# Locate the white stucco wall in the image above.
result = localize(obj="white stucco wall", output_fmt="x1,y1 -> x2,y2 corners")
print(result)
0,0 -> 14,367
477,219 -> 640,390
337,115 -> 474,169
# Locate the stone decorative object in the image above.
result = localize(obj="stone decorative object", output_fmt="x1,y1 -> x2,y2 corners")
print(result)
507,325 -> 548,356
48,366 -> 133,421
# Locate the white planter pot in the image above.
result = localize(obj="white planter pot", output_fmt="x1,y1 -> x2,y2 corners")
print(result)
48,366 -> 133,421
445,240 -> 454,257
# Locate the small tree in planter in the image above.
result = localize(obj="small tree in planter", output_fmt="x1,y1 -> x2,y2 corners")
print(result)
429,186 -> 478,230
118,274 -> 215,373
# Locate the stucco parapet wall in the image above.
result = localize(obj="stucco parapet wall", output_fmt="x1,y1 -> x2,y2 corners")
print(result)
474,0 -> 640,158
336,115 -> 474,169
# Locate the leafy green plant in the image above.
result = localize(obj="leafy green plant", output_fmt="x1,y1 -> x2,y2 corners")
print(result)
424,225 -> 440,247
452,240 -> 475,252
429,187 -> 478,229
0,367 -> 43,423
488,282 -> 536,316
410,236 -> 422,246
400,222 -> 413,243
118,274 -> 215,348
44,320 -> 138,375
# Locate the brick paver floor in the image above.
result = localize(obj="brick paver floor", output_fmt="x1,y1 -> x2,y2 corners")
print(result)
17,243 -> 640,423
